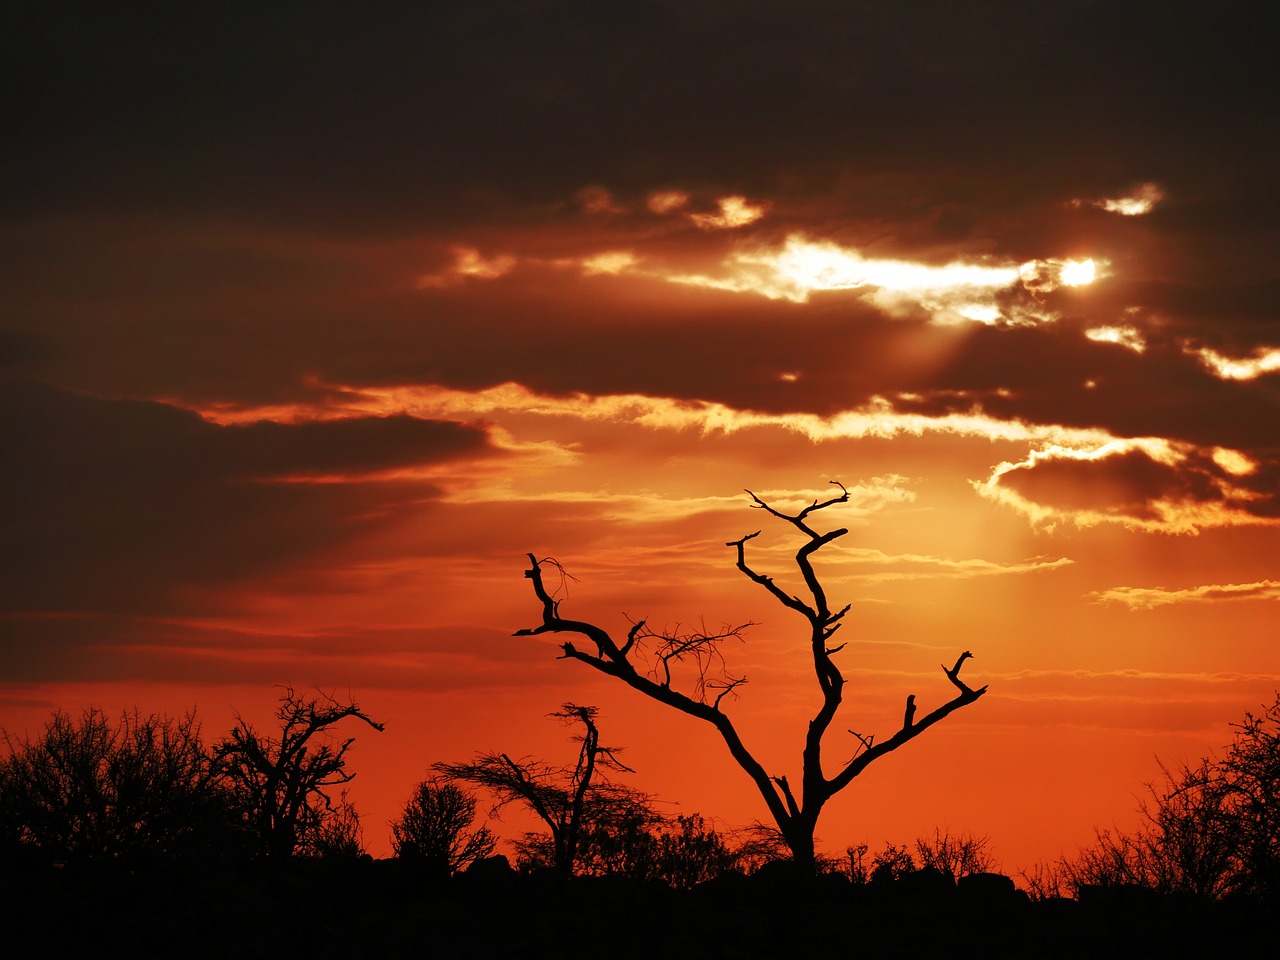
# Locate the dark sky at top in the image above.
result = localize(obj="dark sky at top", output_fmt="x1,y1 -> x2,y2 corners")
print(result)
4,1 -> 1276,232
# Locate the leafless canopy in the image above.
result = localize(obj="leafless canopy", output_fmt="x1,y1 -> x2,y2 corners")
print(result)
211,686 -> 383,859
515,481 -> 987,874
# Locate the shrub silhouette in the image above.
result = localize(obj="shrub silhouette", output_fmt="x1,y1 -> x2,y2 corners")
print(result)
1058,692 -> 1280,901
0,707 -> 237,866
390,775 -> 496,875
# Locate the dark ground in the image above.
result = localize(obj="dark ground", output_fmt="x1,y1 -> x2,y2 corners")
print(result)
1,860 -> 1270,959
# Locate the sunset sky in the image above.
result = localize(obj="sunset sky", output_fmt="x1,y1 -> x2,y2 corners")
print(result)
2,2 -> 1278,871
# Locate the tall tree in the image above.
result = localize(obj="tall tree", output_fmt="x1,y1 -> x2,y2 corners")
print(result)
515,482 -> 987,876
212,687 -> 383,859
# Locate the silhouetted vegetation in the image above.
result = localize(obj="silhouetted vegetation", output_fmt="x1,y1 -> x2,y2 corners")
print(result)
515,484 -> 988,876
1043,693 -> 1280,903
436,703 -> 651,878
842,830 -> 998,885
0,707 -> 239,866
211,687 -> 384,859
1,690 -> 1275,958
390,775 -> 496,875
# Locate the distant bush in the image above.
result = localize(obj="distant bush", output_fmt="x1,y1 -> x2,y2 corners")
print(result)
0,707 -> 238,866
840,830 -> 996,885
1056,692 -> 1280,902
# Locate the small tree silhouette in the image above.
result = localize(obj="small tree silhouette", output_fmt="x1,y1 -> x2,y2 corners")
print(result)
437,703 -> 649,878
212,687 -> 383,860
516,482 -> 987,877
390,775 -> 496,876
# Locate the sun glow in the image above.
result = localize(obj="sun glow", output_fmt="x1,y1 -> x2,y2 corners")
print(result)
654,235 -> 1106,327
1059,259 -> 1096,286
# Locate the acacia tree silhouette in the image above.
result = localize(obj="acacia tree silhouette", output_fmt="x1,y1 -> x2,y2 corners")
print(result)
437,703 -> 649,878
515,482 -> 988,876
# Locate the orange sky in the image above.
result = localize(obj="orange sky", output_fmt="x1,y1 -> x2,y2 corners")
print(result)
2,2 -> 1278,874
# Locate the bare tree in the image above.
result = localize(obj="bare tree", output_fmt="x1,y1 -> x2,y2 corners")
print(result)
436,703 -> 648,878
390,775 -> 496,875
516,482 -> 987,876
211,687 -> 383,860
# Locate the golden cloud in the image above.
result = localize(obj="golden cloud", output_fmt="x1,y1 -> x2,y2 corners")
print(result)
1088,580 -> 1280,609
1187,343 -> 1280,381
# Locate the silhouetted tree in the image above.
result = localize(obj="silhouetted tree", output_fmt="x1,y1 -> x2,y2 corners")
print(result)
1217,695 -> 1280,900
652,813 -> 738,889
211,687 -> 383,860
0,707 -> 235,866
565,790 -> 665,880
390,775 -> 496,875
436,703 -> 648,878
516,482 -> 987,876
1061,693 -> 1280,901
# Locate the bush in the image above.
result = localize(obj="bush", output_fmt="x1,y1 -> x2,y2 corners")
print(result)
390,776 -> 495,875
1060,692 -> 1280,902
0,707 -> 237,866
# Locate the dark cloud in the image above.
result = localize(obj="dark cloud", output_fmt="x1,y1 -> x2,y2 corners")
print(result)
0,615 -> 550,688
2,2 -> 1274,231
0,380 -> 498,613
996,444 -> 1279,526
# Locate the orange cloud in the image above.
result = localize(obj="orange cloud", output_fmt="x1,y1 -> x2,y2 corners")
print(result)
1186,343 -> 1280,381
1073,182 -> 1164,216
975,438 -> 1278,534
822,547 -> 1074,584
1085,325 -> 1146,353
1089,580 -> 1280,609
689,195 -> 768,230
417,246 -> 517,287
647,189 -> 691,214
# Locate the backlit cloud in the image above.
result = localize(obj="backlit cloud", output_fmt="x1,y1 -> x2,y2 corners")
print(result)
975,439 -> 1279,534
1073,182 -> 1165,216
1188,343 -> 1280,381
1085,325 -> 1146,353
647,190 -> 691,215
418,246 -> 518,287
826,548 -> 1075,583
1089,580 -> 1280,609
689,195 -> 768,230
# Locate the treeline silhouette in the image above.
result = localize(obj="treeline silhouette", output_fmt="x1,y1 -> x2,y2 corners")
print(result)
2,691 -> 1276,958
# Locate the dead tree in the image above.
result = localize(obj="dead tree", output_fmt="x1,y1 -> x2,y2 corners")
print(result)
515,482 -> 987,876
212,687 -> 384,859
